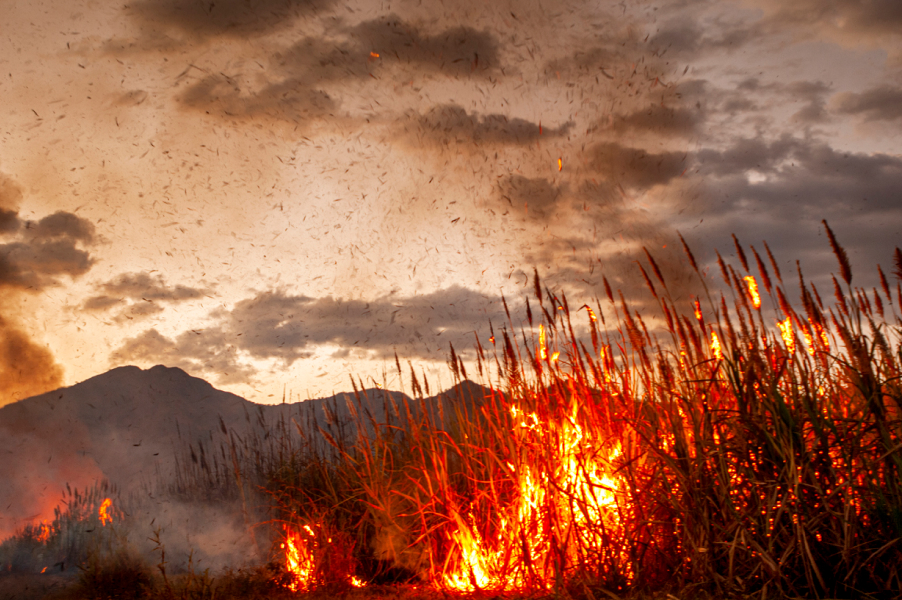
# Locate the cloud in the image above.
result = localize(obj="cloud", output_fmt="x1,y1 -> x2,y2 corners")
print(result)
497,175 -> 567,220
831,86 -> 902,122
608,105 -> 702,139
175,15 -> 504,121
0,211 -> 97,291
112,285 -> 509,383
687,134 -> 902,282
83,272 -> 211,323
589,142 -> 688,190
128,0 -> 334,40
0,174 -> 96,405
396,104 -> 570,148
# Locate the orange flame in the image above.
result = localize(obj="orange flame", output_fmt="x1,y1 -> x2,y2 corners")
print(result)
369,51 -> 380,58
35,521 -> 51,543
443,406 -> 631,591
557,158 -> 562,171
744,276 -> 761,309
694,299 -> 703,321
777,318 -> 795,354
710,331 -> 723,360
99,498 -> 113,526
538,324 -> 548,361
282,526 -> 316,592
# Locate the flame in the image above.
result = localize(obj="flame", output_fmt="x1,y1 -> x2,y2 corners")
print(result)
744,276 -> 761,309
538,324 -> 548,361
694,299 -> 703,321
557,157 -> 562,171
369,51 -> 380,58
710,331 -> 723,360
98,498 -> 113,526
777,318 -> 795,354
282,526 -> 316,592
35,521 -> 51,543
443,405 -> 631,591
585,306 -> 597,322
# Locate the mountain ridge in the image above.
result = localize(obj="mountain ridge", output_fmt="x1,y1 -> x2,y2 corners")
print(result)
0,364 -> 491,540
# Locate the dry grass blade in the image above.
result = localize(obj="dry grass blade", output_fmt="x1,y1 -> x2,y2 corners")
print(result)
823,219 -> 852,285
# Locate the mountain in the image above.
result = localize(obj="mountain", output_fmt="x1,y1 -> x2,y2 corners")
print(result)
0,365 -> 492,540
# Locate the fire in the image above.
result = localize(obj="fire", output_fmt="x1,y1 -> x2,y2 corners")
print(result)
710,331 -> 723,360
694,299 -> 703,321
369,51 -> 380,58
538,324 -> 548,361
282,525 -> 316,592
777,317 -> 795,354
443,405 -> 630,592
98,498 -> 113,526
744,275 -> 761,309
35,520 -> 51,543
557,157 -> 563,171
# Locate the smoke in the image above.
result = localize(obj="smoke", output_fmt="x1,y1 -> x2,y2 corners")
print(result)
0,172 -> 97,407
0,316 -> 64,407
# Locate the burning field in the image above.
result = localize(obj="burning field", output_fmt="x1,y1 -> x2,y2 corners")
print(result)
2,230 -> 902,600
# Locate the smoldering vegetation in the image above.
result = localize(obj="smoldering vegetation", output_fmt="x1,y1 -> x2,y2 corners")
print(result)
3,228 -> 902,600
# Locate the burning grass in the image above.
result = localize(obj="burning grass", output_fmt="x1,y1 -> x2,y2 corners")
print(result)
4,227 -> 902,599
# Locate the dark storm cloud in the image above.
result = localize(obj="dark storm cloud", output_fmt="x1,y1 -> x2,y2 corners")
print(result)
832,86 -> 902,122
589,142 -> 688,190
128,0 -> 334,39
397,104 -> 571,148
690,135 -> 902,282
113,285 -> 508,382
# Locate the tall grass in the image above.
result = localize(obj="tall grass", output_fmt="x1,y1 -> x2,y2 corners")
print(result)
252,228 -> 901,599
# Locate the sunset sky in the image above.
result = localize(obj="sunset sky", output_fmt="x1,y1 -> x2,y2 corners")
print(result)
1,0 -> 900,404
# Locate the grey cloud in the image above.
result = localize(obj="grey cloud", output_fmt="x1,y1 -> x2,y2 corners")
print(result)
757,0 -> 902,39
179,73 -> 337,122
29,211 -> 96,243
177,16 -> 503,120
83,272 -> 210,322
113,285 -> 509,383
688,135 -> 902,285
345,15 -> 501,79
400,104 -> 570,148
0,239 -> 95,290
128,0 -> 333,40
832,86 -> 902,122
609,105 -> 702,138
589,142 -> 688,190
111,329 -> 256,385
83,296 -> 123,311
497,176 -> 567,220
98,272 -> 210,302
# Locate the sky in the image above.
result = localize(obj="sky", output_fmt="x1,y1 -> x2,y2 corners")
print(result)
1,0 -> 900,405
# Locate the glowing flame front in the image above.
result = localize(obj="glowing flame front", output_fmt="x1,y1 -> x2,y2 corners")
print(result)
98,498 -> 113,526
443,405 -> 631,591
744,275 -> 761,309
282,526 -> 316,592
777,317 -> 795,354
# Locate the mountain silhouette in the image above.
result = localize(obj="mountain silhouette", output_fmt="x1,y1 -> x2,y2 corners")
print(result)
0,365 -> 491,540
